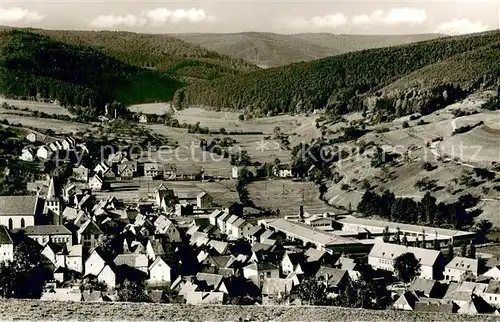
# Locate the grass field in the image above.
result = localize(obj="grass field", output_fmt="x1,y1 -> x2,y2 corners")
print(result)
127,103 -> 173,115
0,114 -> 91,133
0,98 -> 73,116
0,299 -> 498,321
247,179 -> 336,215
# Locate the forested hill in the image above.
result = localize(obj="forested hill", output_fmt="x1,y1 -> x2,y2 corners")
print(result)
0,27 -> 259,82
174,32 -> 444,68
176,30 -> 500,117
0,30 -> 185,112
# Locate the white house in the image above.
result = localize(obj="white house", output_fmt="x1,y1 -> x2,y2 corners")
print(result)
484,266 -> 500,281
139,115 -> 148,124
97,265 -> 116,289
368,242 -> 446,280
154,216 -> 181,242
148,256 -> 173,286
72,165 -> 89,182
37,146 -> 53,160
88,174 -> 104,191
281,252 -> 305,275
225,215 -> 239,236
444,257 -> 479,282
231,219 -> 254,239
20,147 -> 36,162
231,166 -> 240,179
84,249 -> 107,277
243,262 -> 280,288
483,280 -> 500,307
0,226 -> 13,263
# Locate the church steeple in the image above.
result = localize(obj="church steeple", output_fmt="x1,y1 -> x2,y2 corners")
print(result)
47,176 -> 57,201
44,176 -> 62,224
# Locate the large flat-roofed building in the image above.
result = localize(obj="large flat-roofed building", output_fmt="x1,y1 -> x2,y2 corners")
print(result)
261,219 -> 368,254
335,215 -> 475,247
0,196 -> 45,230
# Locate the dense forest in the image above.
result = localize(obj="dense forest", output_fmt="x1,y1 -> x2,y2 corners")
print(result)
176,31 -> 500,116
0,30 -> 185,114
0,27 -> 258,82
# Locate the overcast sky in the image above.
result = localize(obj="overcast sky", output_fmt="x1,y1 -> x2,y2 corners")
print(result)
1,0 -> 499,35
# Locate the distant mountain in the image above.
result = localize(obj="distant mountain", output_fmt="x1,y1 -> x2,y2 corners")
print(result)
175,31 -> 500,118
174,32 -> 446,68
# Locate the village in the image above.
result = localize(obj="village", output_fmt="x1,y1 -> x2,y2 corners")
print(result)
0,128 -> 496,316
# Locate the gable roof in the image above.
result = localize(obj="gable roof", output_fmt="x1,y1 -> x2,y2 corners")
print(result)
305,248 -> 327,262
457,295 -> 494,314
409,278 -> 438,295
114,254 -> 148,269
78,220 -> 103,235
486,280 -> 500,295
335,255 -> 357,270
25,225 -> 71,236
196,273 -> 224,289
394,291 -> 419,310
186,291 -> 225,305
315,267 -> 348,287
208,240 -> 228,255
445,257 -> 479,273
0,196 -> 42,216
0,225 -> 13,244
369,241 -> 442,267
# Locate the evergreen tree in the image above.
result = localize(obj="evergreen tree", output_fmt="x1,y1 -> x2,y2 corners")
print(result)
433,238 -> 440,250
402,233 -> 408,246
460,243 -> 467,257
415,237 -> 421,248
447,242 -> 454,261
382,226 -> 390,243
467,242 -> 476,259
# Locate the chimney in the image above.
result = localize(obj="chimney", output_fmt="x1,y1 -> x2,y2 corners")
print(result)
299,205 -> 304,221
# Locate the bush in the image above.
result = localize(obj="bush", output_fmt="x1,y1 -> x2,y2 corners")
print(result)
402,121 -> 409,129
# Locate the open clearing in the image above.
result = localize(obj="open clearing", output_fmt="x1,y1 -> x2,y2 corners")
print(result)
0,299 -> 496,321
247,179 -> 335,215
0,98 -> 73,116
127,103 -> 173,115
175,107 -> 318,135
0,114 -> 91,133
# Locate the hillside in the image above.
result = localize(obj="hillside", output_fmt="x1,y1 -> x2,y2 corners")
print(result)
0,300 -> 498,321
174,32 -> 444,68
0,30 -> 184,111
0,27 -> 259,82
176,30 -> 500,117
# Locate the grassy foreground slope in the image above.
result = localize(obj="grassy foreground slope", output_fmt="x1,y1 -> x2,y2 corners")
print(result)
0,30 -> 184,109
176,31 -> 500,116
175,32 -> 444,68
0,300 -> 498,321
8,27 -> 259,82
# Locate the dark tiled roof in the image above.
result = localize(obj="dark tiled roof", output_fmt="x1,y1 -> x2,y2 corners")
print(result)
25,225 -> 71,235
0,226 -> 13,244
0,196 -> 41,216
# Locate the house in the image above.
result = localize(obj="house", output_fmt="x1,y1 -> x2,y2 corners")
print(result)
0,195 -> 45,230
148,256 -> 173,286
139,115 -> 148,124
73,165 -> 89,182
163,165 -> 177,180
484,266 -> 500,281
144,163 -> 163,178
201,255 -> 236,276
146,239 -> 166,261
97,264 -> 116,289
154,216 -> 181,242
231,219 -> 254,239
37,146 -> 53,160
303,214 -> 334,230
414,298 -> 458,313
26,132 -> 38,143
281,252 -> 305,275
225,215 -> 239,236
209,210 -> 224,226
368,242 -> 446,280
66,244 -> 83,273
247,225 -> 265,245
243,262 -> 280,288
117,164 -> 134,181
231,166 -> 241,179
93,162 -> 110,176
186,291 -> 226,305
25,225 -> 72,248
274,164 -> 293,178
409,278 -> 440,298
483,280 -> 500,307
443,281 -> 488,307
315,266 -> 349,295
393,291 -> 419,311
114,254 -> 149,273
196,192 -> 212,208
195,273 -> 228,293
216,212 -> 231,233
88,174 -> 104,191
84,248 -> 108,277
444,257 -> 479,282
20,146 -> 36,162
77,220 -> 104,249
0,225 -> 13,263
457,294 -> 495,315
